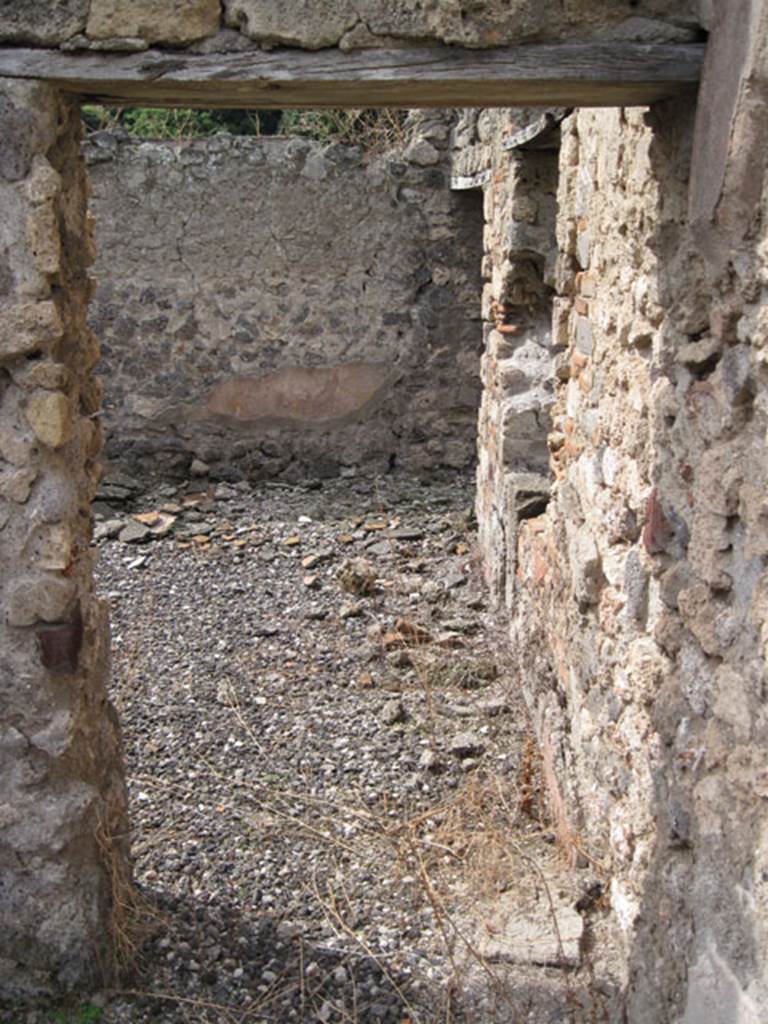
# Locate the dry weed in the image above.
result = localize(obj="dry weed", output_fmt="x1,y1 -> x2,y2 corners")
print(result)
409,649 -> 498,692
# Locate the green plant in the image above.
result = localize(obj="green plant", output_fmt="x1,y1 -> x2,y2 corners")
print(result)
81,104 -> 409,154
51,1003 -> 103,1024
80,104 -> 277,139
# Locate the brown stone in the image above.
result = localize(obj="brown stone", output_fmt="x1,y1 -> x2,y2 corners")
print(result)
642,488 -> 674,555
13,359 -> 71,391
0,300 -> 63,359
26,523 -> 74,570
26,201 -> 60,275
23,155 -> 61,205
87,0 -> 220,43
0,420 -> 33,466
0,463 -> 37,503
25,391 -> 73,448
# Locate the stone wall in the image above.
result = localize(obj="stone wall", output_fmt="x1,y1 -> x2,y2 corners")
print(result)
457,108 -> 561,606
85,118 -> 483,483
0,79 -> 129,1001
4,2 -> 768,1017
0,1 -> 704,52
473,5 -> 768,1017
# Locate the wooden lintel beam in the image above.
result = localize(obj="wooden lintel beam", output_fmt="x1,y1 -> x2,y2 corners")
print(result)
0,42 -> 704,109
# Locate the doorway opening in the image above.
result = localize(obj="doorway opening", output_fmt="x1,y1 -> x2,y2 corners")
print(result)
86,103 -> 565,1023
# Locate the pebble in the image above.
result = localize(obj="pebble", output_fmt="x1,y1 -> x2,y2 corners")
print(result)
449,731 -> 487,757
93,472 -> 537,1024
118,520 -> 150,544
381,699 -> 408,725
339,600 -> 365,619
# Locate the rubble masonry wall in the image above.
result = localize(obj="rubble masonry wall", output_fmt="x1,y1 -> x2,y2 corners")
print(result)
85,119 -> 483,483
1,0 -> 704,53
3,1 -> 768,1017
475,53 -> 768,1024
0,78 -> 130,1001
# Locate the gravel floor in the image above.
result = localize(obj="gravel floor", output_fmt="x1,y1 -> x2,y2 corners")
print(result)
19,473 -> 614,1024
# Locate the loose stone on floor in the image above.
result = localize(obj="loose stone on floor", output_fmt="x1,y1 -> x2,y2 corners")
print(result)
51,473 -> 618,1023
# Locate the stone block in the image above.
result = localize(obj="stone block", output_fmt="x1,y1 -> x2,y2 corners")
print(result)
574,314 -> 593,355
642,488 -> 674,555
0,417 -> 33,467
87,0 -> 220,43
623,549 -> 649,622
0,300 -> 63,359
25,391 -> 74,448
12,359 -> 71,392
473,889 -> 583,967
25,523 -> 74,571
576,220 -> 591,269
404,139 -> 441,167
223,0 -> 357,48
0,463 -> 37,503
677,583 -> 728,657
27,201 -> 60,275
6,574 -> 76,627
28,467 -> 78,523
23,155 -> 61,206
568,526 -> 603,607
0,0 -> 88,45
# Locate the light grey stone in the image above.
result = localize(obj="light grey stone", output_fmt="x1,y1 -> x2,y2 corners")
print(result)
118,520 -> 150,544
6,574 -> 76,626
449,731 -> 485,758
474,891 -> 583,967
404,139 -> 441,167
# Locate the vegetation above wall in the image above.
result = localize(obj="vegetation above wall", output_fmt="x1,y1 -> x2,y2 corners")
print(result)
80,105 -> 409,152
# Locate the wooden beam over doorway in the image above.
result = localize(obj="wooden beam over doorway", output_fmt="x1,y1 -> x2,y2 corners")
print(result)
0,42 -> 704,109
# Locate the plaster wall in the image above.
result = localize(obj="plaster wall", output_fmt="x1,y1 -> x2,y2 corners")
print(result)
85,120 -> 483,483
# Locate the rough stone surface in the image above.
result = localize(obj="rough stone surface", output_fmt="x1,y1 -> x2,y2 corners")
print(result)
223,0 -> 358,50
0,301 -> 62,357
85,116 -> 483,482
6,573 -> 76,625
0,0 -> 88,46
0,0 -> 704,51
464,109 -> 560,608
474,890 -> 583,967
25,390 -> 73,448
0,78 -> 129,1004
220,0 -> 702,51
0,6 -> 766,1021
86,0 -> 221,45
471,23 -> 768,1017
